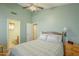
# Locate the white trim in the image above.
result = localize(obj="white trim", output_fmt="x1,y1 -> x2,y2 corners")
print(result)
7,19 -> 9,50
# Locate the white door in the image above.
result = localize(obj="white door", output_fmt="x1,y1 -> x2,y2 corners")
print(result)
7,20 -> 20,49
26,23 -> 37,41
26,23 -> 33,41
32,24 -> 37,40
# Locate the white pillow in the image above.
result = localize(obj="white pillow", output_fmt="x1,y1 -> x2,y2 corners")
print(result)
47,34 -> 62,42
39,34 -> 48,40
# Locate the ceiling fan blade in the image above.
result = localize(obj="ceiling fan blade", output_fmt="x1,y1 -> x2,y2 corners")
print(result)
23,6 -> 29,9
23,3 -> 33,9
37,6 -> 44,9
33,4 -> 44,9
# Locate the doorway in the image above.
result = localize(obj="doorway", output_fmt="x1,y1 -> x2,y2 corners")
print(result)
32,24 -> 37,40
7,19 -> 20,49
26,23 -> 37,41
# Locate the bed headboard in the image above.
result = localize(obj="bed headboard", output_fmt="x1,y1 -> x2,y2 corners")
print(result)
42,32 -> 65,42
42,32 -> 65,56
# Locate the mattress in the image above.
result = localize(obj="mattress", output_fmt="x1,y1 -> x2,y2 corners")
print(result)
10,40 -> 64,56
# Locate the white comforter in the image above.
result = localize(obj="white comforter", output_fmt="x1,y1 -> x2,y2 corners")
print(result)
10,40 -> 64,56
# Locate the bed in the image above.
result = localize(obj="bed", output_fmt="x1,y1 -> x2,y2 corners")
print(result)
10,32 -> 64,56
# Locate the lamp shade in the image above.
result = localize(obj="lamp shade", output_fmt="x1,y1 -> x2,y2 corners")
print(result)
63,27 -> 67,32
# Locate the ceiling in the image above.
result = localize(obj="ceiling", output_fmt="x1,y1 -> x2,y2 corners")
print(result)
18,3 -> 70,11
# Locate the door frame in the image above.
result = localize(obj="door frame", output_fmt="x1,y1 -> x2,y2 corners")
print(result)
7,19 -> 20,49
26,23 -> 37,41
32,23 -> 37,40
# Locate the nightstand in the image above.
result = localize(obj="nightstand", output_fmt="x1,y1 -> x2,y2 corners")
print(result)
0,45 -> 10,56
64,41 -> 79,56
0,49 -> 10,56
0,45 -> 3,56
64,42 -> 73,56
72,44 -> 79,56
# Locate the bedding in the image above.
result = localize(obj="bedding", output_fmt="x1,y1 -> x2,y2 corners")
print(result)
10,39 -> 64,56
47,34 -> 62,42
38,33 -> 48,40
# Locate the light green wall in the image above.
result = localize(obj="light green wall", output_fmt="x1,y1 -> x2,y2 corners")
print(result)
1,3 -> 79,47
0,3 -> 32,46
32,4 -> 79,44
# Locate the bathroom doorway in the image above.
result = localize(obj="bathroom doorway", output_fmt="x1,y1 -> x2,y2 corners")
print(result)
7,19 -> 20,49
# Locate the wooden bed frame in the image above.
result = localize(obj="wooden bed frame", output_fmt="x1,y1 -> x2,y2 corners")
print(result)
42,32 -> 65,56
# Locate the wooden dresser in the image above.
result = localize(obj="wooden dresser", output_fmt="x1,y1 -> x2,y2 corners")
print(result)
64,41 -> 79,56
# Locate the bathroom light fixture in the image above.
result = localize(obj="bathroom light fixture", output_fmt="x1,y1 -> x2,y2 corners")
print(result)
9,23 -> 15,30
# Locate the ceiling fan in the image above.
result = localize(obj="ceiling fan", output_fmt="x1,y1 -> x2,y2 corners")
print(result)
23,3 -> 44,12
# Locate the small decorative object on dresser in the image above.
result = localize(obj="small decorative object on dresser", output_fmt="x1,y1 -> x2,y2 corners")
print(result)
64,40 -> 79,56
